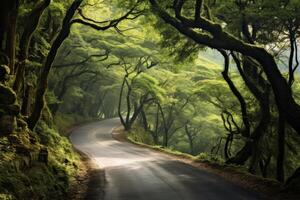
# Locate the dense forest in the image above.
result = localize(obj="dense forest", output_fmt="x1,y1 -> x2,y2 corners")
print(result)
0,0 -> 300,199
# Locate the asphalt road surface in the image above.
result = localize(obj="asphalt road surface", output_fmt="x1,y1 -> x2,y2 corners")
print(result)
70,119 -> 260,200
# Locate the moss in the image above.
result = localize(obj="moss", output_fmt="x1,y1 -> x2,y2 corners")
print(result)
0,84 -> 16,105
0,120 -> 80,200
54,112 -> 95,135
128,126 -> 154,145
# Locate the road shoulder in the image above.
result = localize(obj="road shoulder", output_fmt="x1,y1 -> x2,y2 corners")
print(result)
112,125 -> 298,200
68,150 -> 106,200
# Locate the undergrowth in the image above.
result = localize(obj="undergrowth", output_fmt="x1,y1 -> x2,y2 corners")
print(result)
0,120 -> 80,200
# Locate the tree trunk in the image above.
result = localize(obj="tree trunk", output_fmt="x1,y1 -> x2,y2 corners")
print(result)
21,84 -> 33,116
224,134 -> 233,160
149,2 -> 300,137
219,50 -> 250,138
5,0 -> 19,74
13,0 -> 51,93
28,0 -> 83,130
140,108 -> 149,131
157,103 -> 169,147
276,114 -> 285,182
185,125 -> 195,155
118,77 -> 127,129
227,56 -> 270,165
0,0 -> 12,51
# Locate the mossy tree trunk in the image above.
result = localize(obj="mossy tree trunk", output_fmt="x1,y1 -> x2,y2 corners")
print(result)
5,0 -> 19,74
0,1 -> 12,51
13,0 -> 51,94
28,0 -> 84,130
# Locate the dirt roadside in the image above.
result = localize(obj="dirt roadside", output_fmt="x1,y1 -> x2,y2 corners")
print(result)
66,121 -> 106,200
68,150 -> 106,200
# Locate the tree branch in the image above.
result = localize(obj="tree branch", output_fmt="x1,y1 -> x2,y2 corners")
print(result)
53,50 -> 109,68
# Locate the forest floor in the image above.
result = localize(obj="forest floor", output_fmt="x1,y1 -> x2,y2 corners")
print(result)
113,126 -> 299,200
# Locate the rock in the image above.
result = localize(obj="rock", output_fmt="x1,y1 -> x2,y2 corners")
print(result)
29,135 -> 37,144
17,117 -> 27,129
38,148 -> 48,165
15,145 -> 31,156
0,115 -> 16,136
7,135 -> 22,145
0,84 -> 16,105
0,65 -> 10,82
1,103 -> 20,115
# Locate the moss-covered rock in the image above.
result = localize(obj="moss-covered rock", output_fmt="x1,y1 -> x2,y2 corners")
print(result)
0,64 -> 10,83
38,148 -> 49,165
2,104 -> 20,116
0,84 -> 16,105
0,121 -> 80,200
0,115 -> 16,136
16,117 -> 28,130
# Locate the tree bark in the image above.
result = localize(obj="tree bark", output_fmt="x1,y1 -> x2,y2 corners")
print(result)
21,84 -> 33,116
13,0 -> 51,93
219,50 -> 250,138
118,76 -> 128,130
28,0 -> 83,130
276,113 -> 286,182
5,0 -> 19,74
0,0 -> 13,50
226,55 -> 270,166
185,125 -> 195,155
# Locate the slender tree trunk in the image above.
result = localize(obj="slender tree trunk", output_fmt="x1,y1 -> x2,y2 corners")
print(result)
185,125 -> 195,155
28,0 -> 83,130
259,155 -> 271,178
288,29 -> 296,87
219,50 -> 250,138
153,104 -> 160,144
224,134 -> 233,160
118,77 -> 127,129
21,84 -> 33,116
140,108 -> 149,130
157,102 -> 168,147
227,55 -> 271,165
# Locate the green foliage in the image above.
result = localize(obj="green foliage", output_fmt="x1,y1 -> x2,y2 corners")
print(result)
0,120 -> 79,200
128,126 -> 154,145
11,0 -> 300,189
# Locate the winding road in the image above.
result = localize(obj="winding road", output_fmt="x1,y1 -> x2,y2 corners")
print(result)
70,119 -> 261,200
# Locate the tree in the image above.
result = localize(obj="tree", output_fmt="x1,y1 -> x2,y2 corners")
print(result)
117,56 -> 158,130
28,0 -> 144,129
148,0 -> 300,137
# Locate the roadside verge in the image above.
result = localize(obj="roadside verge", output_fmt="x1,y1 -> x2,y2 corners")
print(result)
111,125 -> 297,200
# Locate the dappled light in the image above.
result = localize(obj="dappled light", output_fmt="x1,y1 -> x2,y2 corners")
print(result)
0,0 -> 300,199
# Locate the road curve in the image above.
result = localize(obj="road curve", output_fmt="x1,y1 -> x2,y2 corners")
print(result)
70,119 -> 260,200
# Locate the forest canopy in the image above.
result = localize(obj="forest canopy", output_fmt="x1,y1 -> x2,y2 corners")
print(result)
0,0 -> 300,198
